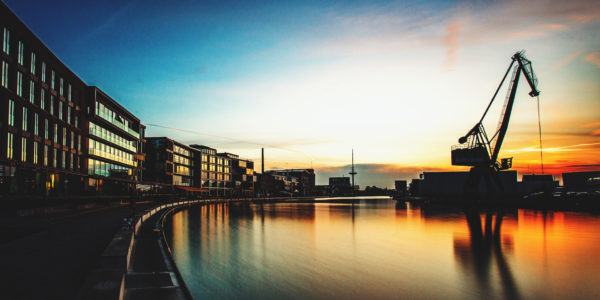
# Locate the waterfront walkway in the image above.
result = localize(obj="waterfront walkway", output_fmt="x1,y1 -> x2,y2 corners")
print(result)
0,203 -> 150,299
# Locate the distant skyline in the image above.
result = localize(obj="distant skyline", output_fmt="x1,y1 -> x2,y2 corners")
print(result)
5,0 -> 599,187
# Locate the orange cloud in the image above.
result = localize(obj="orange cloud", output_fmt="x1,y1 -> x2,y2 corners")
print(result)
443,22 -> 461,72
584,52 -> 600,68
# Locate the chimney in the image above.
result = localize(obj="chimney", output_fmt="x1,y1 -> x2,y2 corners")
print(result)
261,148 -> 264,174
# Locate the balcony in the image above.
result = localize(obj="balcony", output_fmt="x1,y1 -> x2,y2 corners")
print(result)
96,110 -> 140,139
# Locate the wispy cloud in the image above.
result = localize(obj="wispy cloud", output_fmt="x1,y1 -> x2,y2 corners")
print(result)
551,51 -> 584,70
584,52 -> 600,68
443,22 -> 461,72
506,142 -> 600,153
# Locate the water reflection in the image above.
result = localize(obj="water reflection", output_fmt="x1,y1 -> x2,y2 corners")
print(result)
165,199 -> 600,300
453,209 -> 519,300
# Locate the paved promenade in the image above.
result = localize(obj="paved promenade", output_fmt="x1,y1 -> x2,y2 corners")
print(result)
0,204 -> 149,299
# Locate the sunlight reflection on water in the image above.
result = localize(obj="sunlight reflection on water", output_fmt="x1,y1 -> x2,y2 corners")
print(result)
164,198 -> 600,300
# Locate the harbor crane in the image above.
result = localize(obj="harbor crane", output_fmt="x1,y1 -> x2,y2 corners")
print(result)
451,51 -> 540,196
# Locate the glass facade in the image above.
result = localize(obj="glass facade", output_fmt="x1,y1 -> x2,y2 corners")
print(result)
95,101 -> 139,138
6,132 -> 13,159
2,27 -> 9,54
88,158 -> 131,177
89,121 -> 136,152
88,139 -> 134,166
1,60 -> 7,88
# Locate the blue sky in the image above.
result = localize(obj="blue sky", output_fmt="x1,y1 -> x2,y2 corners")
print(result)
5,0 -> 599,187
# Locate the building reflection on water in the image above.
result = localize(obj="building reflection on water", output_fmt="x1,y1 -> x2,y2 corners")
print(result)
165,199 -> 600,300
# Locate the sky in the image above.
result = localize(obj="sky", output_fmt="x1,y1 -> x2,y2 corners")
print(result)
5,0 -> 599,187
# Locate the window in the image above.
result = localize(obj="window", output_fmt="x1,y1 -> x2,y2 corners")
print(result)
6,132 -> 13,159
77,135 -> 81,151
59,77 -> 63,96
62,128 -> 66,145
50,95 -> 54,115
22,107 -> 27,131
33,142 -> 38,164
2,28 -> 9,54
34,113 -> 38,135
68,84 -> 71,102
58,101 -> 63,120
41,62 -> 46,82
44,119 -> 48,139
30,52 -> 36,74
70,153 -> 73,169
17,41 -> 24,65
29,80 -> 35,103
21,137 -> 26,161
8,99 -> 14,126
40,89 -> 45,109
67,106 -> 71,124
51,70 -> 55,90
53,149 -> 57,167
1,60 -> 7,88
43,145 -> 48,166
61,151 -> 65,169
75,116 -> 78,127
53,124 -> 58,143
70,131 -> 74,149
16,71 -> 23,97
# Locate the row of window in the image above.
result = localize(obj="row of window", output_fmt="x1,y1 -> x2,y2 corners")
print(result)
6,132 -> 80,170
173,144 -> 190,157
88,158 -> 132,178
174,165 -> 191,176
7,99 -> 81,150
173,153 -> 191,166
89,121 -> 136,152
173,174 -> 191,187
2,27 -> 73,101
88,139 -> 135,166
95,101 -> 139,138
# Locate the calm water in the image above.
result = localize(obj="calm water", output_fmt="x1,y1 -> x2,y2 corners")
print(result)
164,198 -> 600,299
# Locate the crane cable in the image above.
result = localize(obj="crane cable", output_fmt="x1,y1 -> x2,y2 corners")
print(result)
536,95 -> 544,174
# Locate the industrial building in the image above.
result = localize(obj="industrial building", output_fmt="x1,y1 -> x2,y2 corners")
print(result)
266,169 -> 315,196
562,171 -> 600,192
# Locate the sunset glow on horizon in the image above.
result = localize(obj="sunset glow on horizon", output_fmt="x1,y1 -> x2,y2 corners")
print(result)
6,0 -> 599,187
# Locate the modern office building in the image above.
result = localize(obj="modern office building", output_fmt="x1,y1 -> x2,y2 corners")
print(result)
189,144 -> 218,195
1,2 -> 87,199
231,157 -> 255,196
144,137 -> 193,190
86,87 -> 144,194
1,2 -> 144,201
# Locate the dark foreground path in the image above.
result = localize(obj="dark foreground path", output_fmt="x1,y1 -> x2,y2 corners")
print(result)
0,204 -> 149,300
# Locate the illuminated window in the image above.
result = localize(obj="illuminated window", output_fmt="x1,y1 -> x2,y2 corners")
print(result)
77,135 -> 81,151
40,89 -> 45,109
41,62 -> 46,82
1,60 -> 8,88
70,153 -> 73,169
34,113 -> 38,135
30,52 -> 36,74
62,128 -> 66,145
61,151 -> 65,169
68,84 -> 71,102
2,28 -> 9,54
29,80 -> 35,103
51,70 -> 55,90
6,132 -> 13,159
59,101 -> 63,120
59,77 -> 63,96
53,124 -> 58,143
7,99 -> 14,126
43,145 -> 48,166
53,148 -> 57,167
71,132 -> 74,149
16,71 -> 23,97
22,107 -> 27,131
17,41 -> 24,65
50,95 -> 54,115
44,119 -> 48,139
33,141 -> 38,164
21,137 -> 26,161
67,106 -> 71,124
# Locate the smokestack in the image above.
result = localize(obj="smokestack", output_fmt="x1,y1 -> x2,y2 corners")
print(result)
261,148 -> 264,174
